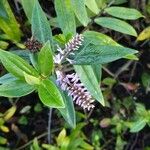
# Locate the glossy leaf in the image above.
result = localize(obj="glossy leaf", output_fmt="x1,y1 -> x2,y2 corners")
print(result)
21,0 -> 35,23
29,53 -> 39,70
69,123 -> 86,141
92,64 -> 102,83
0,1 -> 8,20
0,73 -> 17,84
130,120 -> 146,133
12,50 -> 30,63
71,0 -> 89,26
142,73 -> 150,91
55,0 -> 76,35
24,72 -> 40,85
0,0 -> 22,42
0,49 -> 38,80
56,129 -> 67,146
95,0 -> 106,8
80,140 -> 94,150
137,26 -> 150,41
58,91 -> 76,128
82,31 -> 138,62
85,0 -> 99,14
123,54 -> 139,60
83,31 -> 137,64
83,30 -> 118,46
102,77 -> 116,86
31,138 -> 41,150
107,0 -> 127,5
31,0 -> 53,44
73,44 -> 138,65
0,80 -> 35,97
38,41 -> 53,77
0,136 -> 7,145
105,7 -> 144,20
38,79 -> 65,108
135,103 -> 146,114
74,65 -> 105,106
0,41 -> 9,49
4,106 -> 16,121
95,17 -> 137,36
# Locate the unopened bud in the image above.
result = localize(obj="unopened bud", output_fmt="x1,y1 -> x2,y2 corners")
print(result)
100,118 -> 111,128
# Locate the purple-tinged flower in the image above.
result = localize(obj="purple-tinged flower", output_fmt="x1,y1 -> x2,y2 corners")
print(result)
56,71 -> 95,110
54,34 -> 84,64
54,34 -> 94,110
64,33 -> 84,52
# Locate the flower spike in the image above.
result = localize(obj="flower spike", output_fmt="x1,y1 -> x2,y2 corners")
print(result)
56,71 -> 95,110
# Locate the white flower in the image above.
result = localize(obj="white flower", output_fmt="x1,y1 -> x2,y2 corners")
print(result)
54,34 -> 84,64
56,71 -> 95,111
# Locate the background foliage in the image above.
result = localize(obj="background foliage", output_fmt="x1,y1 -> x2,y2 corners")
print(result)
0,0 -> 150,149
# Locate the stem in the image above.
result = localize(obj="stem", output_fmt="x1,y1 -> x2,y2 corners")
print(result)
48,108 -> 53,144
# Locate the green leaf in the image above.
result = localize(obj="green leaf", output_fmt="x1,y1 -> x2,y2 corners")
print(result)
38,79 -> 65,108
18,116 -> 28,125
135,103 -> 146,114
38,41 -> 53,77
85,0 -> 99,14
142,73 -> 150,93
0,49 -> 38,80
57,134 -> 70,150
105,7 -> 144,20
83,30 -> 119,46
142,73 -> 150,88
74,65 -> 105,106
83,31 -> 137,62
24,72 -> 40,85
73,44 -> 138,65
0,136 -> 7,145
31,0 -> 53,44
0,1 -> 8,20
0,73 -> 17,84
58,92 -> 76,128
12,50 -> 30,63
21,0 -> 35,23
102,77 -> 116,86
92,64 -> 102,83
95,0 -> 106,8
56,129 -> 67,146
32,138 -> 41,150
0,0 -> 22,42
29,53 -> 39,70
107,0 -> 127,5
34,103 -> 42,112
123,54 -> 139,60
130,119 -> 146,133
69,123 -> 86,140
71,0 -> 89,26
55,0 -> 76,35
0,80 -> 35,97
137,26 -> 150,41
0,41 -> 9,49
80,140 -> 94,150
95,17 -> 137,37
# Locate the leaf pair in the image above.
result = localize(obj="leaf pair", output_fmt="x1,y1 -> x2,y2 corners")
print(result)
0,43 -> 64,109
54,0 -> 100,34
95,6 -> 144,37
